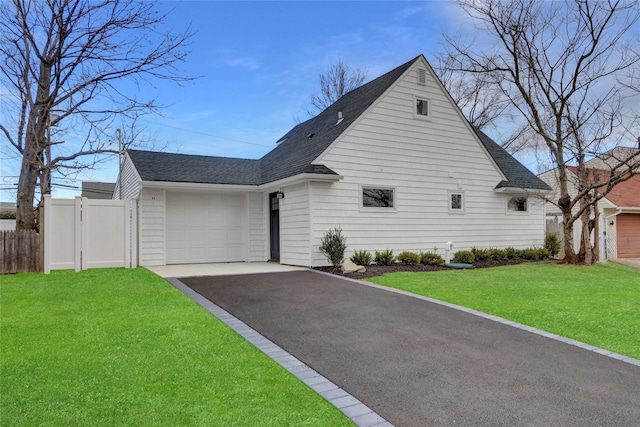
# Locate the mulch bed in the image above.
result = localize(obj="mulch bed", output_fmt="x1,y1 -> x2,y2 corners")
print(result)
315,258 -> 544,280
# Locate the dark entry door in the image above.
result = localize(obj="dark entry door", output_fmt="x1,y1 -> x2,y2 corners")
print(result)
269,192 -> 280,261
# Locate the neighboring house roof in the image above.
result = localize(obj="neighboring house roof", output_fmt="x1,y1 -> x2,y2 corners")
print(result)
0,202 -> 16,213
602,175 -> 640,207
127,54 -> 546,191
81,181 -> 115,199
566,166 -> 640,208
584,146 -> 640,170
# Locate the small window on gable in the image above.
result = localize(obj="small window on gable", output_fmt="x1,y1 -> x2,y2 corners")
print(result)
507,196 -> 528,212
414,96 -> 430,120
362,187 -> 394,208
417,68 -> 427,86
449,192 -> 464,213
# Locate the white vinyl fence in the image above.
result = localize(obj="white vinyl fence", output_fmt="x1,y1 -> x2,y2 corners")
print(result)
44,196 -> 137,273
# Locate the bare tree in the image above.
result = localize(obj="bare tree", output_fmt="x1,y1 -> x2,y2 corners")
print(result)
435,50 -> 533,153
442,0 -> 640,265
0,0 -> 193,230
305,58 -> 367,117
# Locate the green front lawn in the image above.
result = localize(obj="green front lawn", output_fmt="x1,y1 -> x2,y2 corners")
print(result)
369,262 -> 640,359
1,268 -> 353,427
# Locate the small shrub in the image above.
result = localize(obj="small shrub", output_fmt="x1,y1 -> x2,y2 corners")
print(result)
453,250 -> 475,264
538,247 -> 551,260
489,248 -> 508,261
504,247 -> 517,259
471,246 -> 491,261
0,211 -> 16,219
420,252 -> 444,266
350,250 -> 372,266
374,249 -> 395,266
320,226 -> 347,268
519,248 -> 549,261
544,233 -> 561,257
397,251 -> 420,265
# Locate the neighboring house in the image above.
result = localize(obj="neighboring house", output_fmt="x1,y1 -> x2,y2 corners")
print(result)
539,146 -> 640,261
0,202 -> 17,231
82,181 -> 115,199
116,54 -> 550,267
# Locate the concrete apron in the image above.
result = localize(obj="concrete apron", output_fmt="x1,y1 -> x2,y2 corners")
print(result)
613,258 -> 640,269
146,262 -> 306,278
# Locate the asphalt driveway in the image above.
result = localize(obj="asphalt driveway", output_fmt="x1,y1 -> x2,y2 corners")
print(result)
180,270 -> 640,426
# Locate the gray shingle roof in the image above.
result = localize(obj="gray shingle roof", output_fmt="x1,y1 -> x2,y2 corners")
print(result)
473,127 -> 551,191
258,56 -> 418,183
127,54 -> 548,192
128,150 -> 261,185
127,55 -> 419,186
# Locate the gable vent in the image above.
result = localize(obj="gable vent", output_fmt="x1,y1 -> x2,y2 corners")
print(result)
417,68 -> 426,86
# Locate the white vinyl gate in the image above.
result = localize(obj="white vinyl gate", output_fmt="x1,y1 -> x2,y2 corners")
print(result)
43,196 -> 137,273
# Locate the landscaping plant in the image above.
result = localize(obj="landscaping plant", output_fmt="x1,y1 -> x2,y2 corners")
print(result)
374,249 -> 395,266
397,251 -> 421,265
320,226 -> 347,268
453,250 -> 475,264
544,232 -> 561,258
420,252 -> 444,266
350,249 -> 372,266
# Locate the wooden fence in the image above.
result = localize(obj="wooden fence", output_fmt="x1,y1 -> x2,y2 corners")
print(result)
1,229 -> 43,274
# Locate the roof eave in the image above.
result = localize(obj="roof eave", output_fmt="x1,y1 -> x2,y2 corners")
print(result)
259,173 -> 343,190
140,181 -> 261,192
494,186 -> 552,195
138,172 -> 343,193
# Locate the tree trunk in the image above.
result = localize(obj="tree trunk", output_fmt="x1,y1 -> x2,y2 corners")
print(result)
558,191 -> 579,263
560,211 -> 580,263
16,61 -> 51,230
16,149 -> 40,230
580,204 -> 593,266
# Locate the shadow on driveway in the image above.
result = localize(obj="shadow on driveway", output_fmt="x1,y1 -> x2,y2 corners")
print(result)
181,270 -> 640,427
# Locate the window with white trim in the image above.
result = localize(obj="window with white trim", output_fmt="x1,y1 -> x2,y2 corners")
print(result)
507,196 -> 528,212
414,96 -> 430,120
449,192 -> 464,213
362,187 -> 395,208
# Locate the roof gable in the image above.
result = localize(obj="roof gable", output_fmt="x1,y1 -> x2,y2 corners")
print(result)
126,54 -> 547,192
258,55 -> 420,184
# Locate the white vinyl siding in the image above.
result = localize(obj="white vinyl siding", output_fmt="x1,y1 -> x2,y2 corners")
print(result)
310,60 -> 545,266
115,154 -> 141,200
138,188 -> 165,266
279,182 -> 311,266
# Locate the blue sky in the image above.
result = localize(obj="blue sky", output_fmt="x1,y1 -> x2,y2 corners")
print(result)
5,0 -> 471,200
136,0 -> 461,158
7,0 -> 633,201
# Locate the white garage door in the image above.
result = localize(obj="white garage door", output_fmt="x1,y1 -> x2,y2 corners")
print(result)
166,192 -> 247,264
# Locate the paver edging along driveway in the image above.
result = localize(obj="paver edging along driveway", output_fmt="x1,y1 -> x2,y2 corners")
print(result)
179,270 -> 640,427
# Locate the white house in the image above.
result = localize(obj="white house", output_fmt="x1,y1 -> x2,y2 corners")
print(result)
116,54 -> 551,267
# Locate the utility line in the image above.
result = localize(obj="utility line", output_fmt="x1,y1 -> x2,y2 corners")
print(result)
138,118 -> 275,148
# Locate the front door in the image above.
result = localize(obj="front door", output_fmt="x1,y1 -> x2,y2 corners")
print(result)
269,192 -> 280,261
